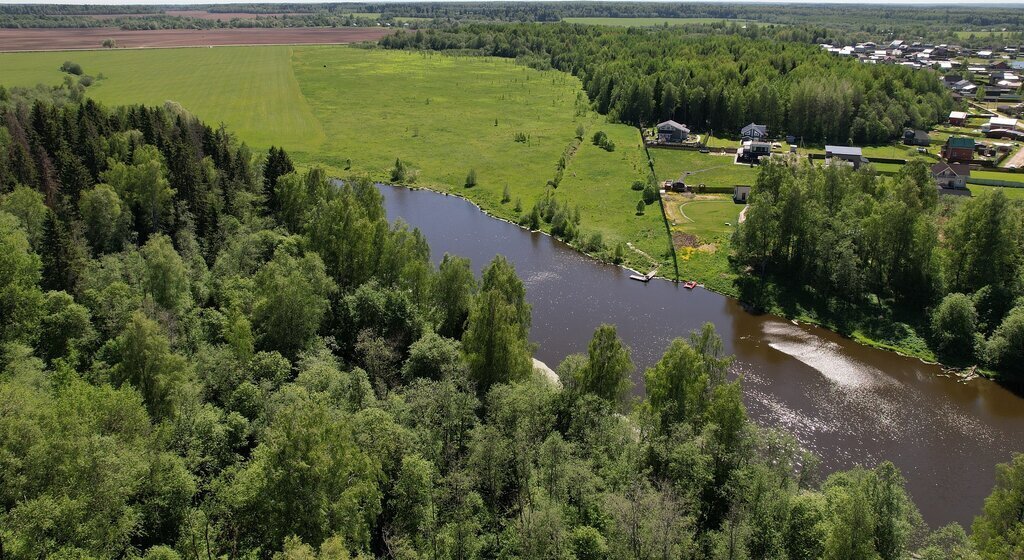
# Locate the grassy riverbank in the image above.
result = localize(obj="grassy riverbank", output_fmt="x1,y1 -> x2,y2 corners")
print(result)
0,45 -> 670,274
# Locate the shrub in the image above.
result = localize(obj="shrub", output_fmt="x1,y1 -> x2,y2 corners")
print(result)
631,180 -> 646,191
513,131 -> 528,143
60,61 -> 83,76
390,158 -> 407,183
930,293 -> 978,359
579,231 -> 604,253
79,75 -> 94,87
102,39 -> 117,48
986,305 -> 1024,376
501,184 -> 511,204
465,169 -> 477,188
592,131 -> 608,146
642,183 -> 659,204
636,200 -> 645,215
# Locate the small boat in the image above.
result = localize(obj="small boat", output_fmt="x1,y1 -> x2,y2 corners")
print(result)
630,274 -> 652,283
683,281 -> 698,289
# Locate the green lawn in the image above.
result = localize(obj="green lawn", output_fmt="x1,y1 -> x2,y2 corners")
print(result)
967,184 -> 1024,200
649,148 -> 758,187
675,199 -> 741,238
0,45 -> 667,274
561,17 -> 752,27
970,169 -> 1024,184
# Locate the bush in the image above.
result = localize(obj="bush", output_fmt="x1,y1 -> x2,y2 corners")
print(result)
930,293 -> 978,359
390,158 -> 407,183
513,131 -> 528,143
986,305 -> 1024,376
642,183 -> 659,204
579,231 -> 604,253
79,75 -> 94,87
636,200 -> 645,215
592,131 -> 608,146
631,180 -> 646,191
60,61 -> 83,76
465,169 -> 477,188
501,184 -> 511,204
575,124 -> 585,140
102,39 -> 117,48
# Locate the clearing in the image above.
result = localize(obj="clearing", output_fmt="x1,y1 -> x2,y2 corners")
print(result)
0,45 -> 667,274
661,193 -> 741,294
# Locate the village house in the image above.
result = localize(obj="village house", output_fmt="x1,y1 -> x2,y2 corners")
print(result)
741,123 -> 768,140
942,137 -> 976,163
931,161 -> 971,191
825,145 -> 867,169
948,111 -> 968,127
655,120 -> 690,143
903,129 -> 931,146
738,140 -> 771,163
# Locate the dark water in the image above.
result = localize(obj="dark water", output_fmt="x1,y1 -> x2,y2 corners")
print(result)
378,184 -> 1024,529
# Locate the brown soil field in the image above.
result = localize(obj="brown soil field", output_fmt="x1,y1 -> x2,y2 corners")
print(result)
0,27 -> 394,52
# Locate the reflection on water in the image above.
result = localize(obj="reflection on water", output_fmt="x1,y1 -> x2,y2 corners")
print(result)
376,183 -> 1024,528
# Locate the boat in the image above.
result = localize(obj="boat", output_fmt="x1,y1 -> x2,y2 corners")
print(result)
630,274 -> 651,283
683,281 -> 698,289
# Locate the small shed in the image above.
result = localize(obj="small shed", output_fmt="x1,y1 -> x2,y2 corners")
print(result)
656,120 -> 690,143
825,145 -> 867,169
733,186 -> 751,203
948,111 -> 968,126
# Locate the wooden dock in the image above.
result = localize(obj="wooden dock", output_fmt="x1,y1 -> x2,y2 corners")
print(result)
630,269 -> 658,283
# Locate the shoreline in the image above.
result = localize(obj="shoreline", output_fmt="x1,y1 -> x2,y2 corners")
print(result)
378,181 -> 990,384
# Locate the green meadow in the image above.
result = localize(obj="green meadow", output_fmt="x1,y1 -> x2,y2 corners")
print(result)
0,45 -> 665,273
649,148 -> 758,187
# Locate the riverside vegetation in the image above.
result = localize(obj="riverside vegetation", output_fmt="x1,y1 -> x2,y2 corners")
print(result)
5,78 -> 1024,559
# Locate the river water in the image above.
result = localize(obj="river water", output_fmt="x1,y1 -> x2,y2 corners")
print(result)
378,184 -> 1023,528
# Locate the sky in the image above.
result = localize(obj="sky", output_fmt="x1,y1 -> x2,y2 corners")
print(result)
2,0 -> 1024,5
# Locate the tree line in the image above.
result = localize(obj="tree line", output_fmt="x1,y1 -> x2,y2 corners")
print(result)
733,158 -> 1024,381
2,84 -> 1023,559
381,23 -> 953,144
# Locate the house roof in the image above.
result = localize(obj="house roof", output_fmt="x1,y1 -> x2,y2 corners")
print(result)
741,123 -> 767,135
931,162 -> 971,177
825,145 -> 863,157
905,129 -> 930,140
990,117 -> 1019,127
949,111 -> 969,119
947,136 -> 975,149
656,120 -> 689,132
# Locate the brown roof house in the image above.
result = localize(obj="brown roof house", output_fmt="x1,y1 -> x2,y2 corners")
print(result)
932,161 -> 971,194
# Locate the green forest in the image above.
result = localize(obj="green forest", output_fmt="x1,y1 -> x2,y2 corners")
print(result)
1,74 -> 1023,560
380,25 -> 954,144
732,160 -> 1024,382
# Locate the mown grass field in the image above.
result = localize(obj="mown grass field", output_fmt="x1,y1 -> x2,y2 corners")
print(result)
562,17 -> 752,27
649,148 -> 758,187
0,45 -> 665,273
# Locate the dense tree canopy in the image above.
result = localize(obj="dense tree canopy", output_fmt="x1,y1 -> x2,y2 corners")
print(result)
0,84 -> 1020,558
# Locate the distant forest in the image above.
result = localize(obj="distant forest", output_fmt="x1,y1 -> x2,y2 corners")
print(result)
382,25 -> 953,144
0,2 -> 1022,46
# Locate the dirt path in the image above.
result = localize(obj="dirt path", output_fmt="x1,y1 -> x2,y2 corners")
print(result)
1004,146 -> 1024,169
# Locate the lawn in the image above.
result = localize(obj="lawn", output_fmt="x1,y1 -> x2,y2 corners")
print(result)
970,169 -> 1024,184
661,193 -> 742,294
649,148 -> 758,187
967,184 -> 1024,200
561,17 -> 752,27
0,45 -> 667,274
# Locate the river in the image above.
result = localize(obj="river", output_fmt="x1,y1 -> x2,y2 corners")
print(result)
378,183 -> 1024,528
